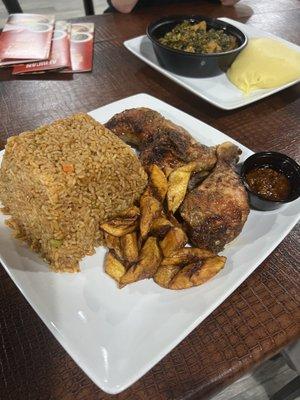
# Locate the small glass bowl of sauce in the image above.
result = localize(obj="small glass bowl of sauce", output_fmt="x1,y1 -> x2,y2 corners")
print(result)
241,152 -> 300,211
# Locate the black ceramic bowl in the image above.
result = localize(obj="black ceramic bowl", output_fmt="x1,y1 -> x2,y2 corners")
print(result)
146,15 -> 248,78
240,152 -> 300,211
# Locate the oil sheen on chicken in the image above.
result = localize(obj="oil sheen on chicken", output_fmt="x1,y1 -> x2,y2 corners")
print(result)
105,108 -> 249,252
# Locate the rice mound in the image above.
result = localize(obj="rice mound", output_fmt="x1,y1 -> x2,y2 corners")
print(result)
0,113 -> 147,272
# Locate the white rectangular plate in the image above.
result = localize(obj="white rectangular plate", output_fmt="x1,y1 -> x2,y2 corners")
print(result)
0,94 -> 299,394
124,18 -> 300,110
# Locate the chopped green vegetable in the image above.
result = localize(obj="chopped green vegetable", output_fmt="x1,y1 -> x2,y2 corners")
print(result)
159,20 -> 237,54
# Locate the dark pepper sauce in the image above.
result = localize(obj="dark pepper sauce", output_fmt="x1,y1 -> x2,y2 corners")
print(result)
245,167 -> 291,201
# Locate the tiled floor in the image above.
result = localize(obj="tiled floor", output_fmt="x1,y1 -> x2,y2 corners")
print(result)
213,354 -> 299,400
0,1 -> 299,399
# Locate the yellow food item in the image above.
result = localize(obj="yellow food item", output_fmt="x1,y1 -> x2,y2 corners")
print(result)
120,232 -> 139,264
227,38 -> 300,94
100,206 -> 140,237
120,236 -> 162,287
104,252 -> 126,283
159,227 -> 188,257
104,232 -> 123,259
139,191 -> 162,239
167,162 -> 198,213
149,164 -> 168,202
169,256 -> 226,290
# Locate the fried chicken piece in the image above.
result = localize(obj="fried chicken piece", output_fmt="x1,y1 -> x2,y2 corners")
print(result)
180,143 -> 249,252
105,107 -> 216,174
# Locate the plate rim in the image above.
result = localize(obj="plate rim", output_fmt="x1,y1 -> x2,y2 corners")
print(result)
0,92 -> 299,394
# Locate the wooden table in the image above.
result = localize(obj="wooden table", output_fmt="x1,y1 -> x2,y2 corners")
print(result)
0,1 -> 299,399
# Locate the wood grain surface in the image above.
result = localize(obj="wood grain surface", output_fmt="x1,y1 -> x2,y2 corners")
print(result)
0,1 -> 299,399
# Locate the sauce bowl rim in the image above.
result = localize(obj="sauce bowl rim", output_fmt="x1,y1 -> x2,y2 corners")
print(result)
240,151 -> 300,204
146,15 -> 248,58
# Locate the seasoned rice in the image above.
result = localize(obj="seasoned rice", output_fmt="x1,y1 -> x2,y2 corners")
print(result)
0,113 -> 147,272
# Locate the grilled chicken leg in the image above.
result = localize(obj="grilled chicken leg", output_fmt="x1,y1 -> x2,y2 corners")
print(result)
180,143 -> 249,252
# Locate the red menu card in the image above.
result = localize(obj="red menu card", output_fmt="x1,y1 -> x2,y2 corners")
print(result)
0,14 -> 55,67
13,21 -> 71,74
62,23 -> 94,73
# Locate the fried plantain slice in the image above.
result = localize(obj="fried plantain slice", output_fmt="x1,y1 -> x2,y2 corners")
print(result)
104,251 -> 126,283
155,247 -> 215,288
120,236 -> 162,287
100,206 -> 140,236
162,247 -> 215,267
100,218 -> 138,236
119,205 -> 140,218
149,164 -> 168,201
140,191 -> 162,239
104,232 -> 123,259
154,264 -> 181,288
190,256 -> 226,286
167,162 -> 198,213
168,263 -> 196,289
159,227 -> 188,257
120,232 -> 139,264
150,216 -> 173,238
169,256 -> 226,290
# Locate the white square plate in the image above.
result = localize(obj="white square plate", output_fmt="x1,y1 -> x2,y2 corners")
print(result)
124,18 -> 300,110
0,94 -> 299,394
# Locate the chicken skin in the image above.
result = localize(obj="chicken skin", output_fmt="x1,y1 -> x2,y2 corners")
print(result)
105,107 -> 216,175
180,143 -> 249,252
105,108 -> 249,252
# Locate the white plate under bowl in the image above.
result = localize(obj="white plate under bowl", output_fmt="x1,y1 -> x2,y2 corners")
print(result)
124,18 -> 300,110
0,94 -> 299,394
